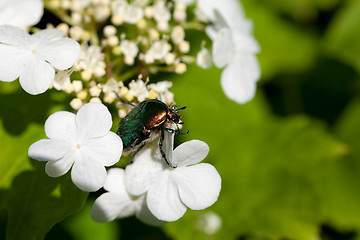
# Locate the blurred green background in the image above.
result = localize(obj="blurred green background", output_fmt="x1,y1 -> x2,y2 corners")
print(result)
1,0 -> 360,239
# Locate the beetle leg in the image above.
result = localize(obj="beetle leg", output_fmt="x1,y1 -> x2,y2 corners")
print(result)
159,130 -> 176,169
130,142 -> 146,163
163,127 -> 189,135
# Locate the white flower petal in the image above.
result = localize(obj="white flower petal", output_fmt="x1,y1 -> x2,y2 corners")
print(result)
71,153 -> 107,192
91,192 -> 136,222
83,132 -> 122,167
0,25 -> 29,45
28,139 -> 70,161
1,0 -> 44,28
198,0 -> 245,30
30,28 -> 65,45
45,150 -> 76,177
19,55 -> 55,95
173,163 -> 221,210
147,172 -> 187,221
212,27 -> 234,68
220,54 -> 259,104
0,44 -> 24,82
45,111 -> 76,140
136,197 -> 167,226
38,37 -> 81,70
76,103 -> 112,139
103,168 -> 128,194
125,148 -> 164,196
172,140 -> 209,167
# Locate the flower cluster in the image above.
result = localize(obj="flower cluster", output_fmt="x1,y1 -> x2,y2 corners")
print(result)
0,0 -> 259,228
28,103 -> 221,224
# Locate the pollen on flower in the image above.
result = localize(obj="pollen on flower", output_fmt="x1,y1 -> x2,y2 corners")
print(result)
76,144 -> 81,149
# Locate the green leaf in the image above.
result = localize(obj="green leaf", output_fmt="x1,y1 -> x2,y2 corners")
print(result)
241,0 -> 318,79
314,97 -> 360,231
324,0 -> 360,73
61,202 -> 119,240
165,65 -> 344,240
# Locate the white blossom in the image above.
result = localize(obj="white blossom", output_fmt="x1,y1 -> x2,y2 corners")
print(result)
53,70 -> 71,90
0,0 -> 44,28
152,0 -> 171,23
198,0 -> 261,104
125,131 -> 221,222
111,0 -> 144,24
120,40 -> 139,62
148,80 -> 174,104
0,25 -> 80,95
102,78 -> 119,93
78,45 -> 106,77
129,79 -> 149,101
28,103 -> 123,192
196,48 -> 212,69
171,26 -> 185,45
147,40 -> 169,60
91,168 -> 165,226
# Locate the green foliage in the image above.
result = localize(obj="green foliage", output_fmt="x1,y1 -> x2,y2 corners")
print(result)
164,65 -> 344,240
324,0 -> 360,73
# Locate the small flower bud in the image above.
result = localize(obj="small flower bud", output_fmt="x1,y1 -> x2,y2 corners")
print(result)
179,41 -> 190,53
70,98 -> 83,110
104,25 -> 117,37
81,70 -> 92,81
175,63 -> 186,74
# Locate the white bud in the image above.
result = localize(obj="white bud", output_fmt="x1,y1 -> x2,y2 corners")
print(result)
144,6 -> 153,18
107,35 -> 119,46
56,23 -> 69,34
165,53 -> 176,65
72,80 -> 83,93
104,25 -> 117,37
157,21 -> 168,32
175,63 -> 186,74
179,41 -> 190,53
69,26 -> 84,41
147,40 -> 169,60
90,97 -> 102,103
89,86 -> 101,97
70,98 -> 83,110
171,26 -> 185,44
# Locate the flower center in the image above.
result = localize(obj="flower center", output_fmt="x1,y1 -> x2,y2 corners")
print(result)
76,144 -> 81,149
32,49 -> 36,54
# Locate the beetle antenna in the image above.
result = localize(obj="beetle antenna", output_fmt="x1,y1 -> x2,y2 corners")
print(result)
113,91 -> 135,107
177,106 -> 186,110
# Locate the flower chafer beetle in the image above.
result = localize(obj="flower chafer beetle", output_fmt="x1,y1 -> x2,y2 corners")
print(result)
117,99 -> 187,168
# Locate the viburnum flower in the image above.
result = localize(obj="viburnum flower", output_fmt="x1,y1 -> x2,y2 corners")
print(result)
198,0 -> 261,104
125,131 -> 221,222
28,103 -> 123,192
91,168 -> 165,226
0,0 -> 44,28
0,25 -> 80,95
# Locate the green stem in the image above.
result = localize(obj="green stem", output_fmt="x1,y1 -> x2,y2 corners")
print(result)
115,67 -> 140,82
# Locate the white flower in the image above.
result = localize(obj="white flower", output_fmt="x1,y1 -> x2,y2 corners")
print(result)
78,45 -> 106,76
198,0 -> 261,104
0,25 -> 81,95
153,0 -> 171,23
111,0 -> 144,24
147,40 -> 169,60
196,48 -> 212,69
0,0 -> 44,28
91,168 -> 165,226
102,78 -> 119,93
120,40 -> 139,64
148,81 -> 174,104
129,79 -> 149,101
125,131 -> 221,222
53,70 -> 71,90
28,103 -> 123,192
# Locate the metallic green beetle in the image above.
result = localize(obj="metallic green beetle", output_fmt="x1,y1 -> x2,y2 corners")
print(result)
117,99 -> 186,167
